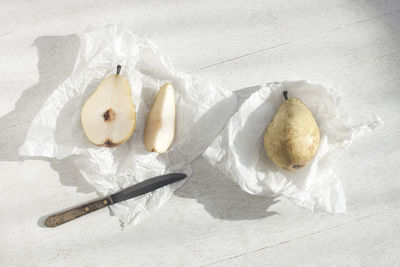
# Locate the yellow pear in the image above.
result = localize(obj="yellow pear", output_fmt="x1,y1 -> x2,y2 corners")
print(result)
144,83 -> 176,153
81,65 -> 136,147
264,91 -> 320,171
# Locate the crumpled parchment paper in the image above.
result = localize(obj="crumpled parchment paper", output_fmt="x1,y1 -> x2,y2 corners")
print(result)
203,81 -> 381,212
19,25 -> 238,226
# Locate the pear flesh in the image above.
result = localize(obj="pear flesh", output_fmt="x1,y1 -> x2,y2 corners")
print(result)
81,65 -> 136,147
144,83 -> 176,153
264,91 -> 320,171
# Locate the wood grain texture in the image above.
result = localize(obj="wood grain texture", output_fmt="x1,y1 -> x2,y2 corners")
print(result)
0,0 -> 399,266
44,197 -> 113,227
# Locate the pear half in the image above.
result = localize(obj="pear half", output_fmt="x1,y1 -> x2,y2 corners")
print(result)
144,83 -> 176,153
81,65 -> 136,147
264,91 -> 320,171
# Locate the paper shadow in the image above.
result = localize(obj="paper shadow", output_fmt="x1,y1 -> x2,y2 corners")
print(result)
175,157 -> 278,220
173,86 -> 278,221
234,85 -> 261,105
0,34 -> 95,194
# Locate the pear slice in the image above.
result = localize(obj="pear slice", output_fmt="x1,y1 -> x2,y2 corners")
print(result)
264,91 -> 320,171
81,65 -> 136,147
144,83 -> 176,153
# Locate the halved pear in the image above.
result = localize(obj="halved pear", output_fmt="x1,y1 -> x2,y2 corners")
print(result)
144,83 -> 176,153
81,65 -> 136,147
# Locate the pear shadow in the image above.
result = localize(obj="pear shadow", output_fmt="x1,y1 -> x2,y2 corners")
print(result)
141,86 -> 158,108
0,34 -> 95,194
175,157 -> 279,220
154,92 -> 239,173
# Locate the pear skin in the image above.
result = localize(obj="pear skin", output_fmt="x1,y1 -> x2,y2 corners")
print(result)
144,83 -> 176,153
81,65 -> 136,147
264,91 -> 320,171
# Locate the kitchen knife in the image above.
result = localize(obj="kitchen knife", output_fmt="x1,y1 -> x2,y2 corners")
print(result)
44,173 -> 187,227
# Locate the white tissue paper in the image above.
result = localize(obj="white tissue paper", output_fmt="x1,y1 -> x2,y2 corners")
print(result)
20,25 -> 238,226
203,81 -> 381,212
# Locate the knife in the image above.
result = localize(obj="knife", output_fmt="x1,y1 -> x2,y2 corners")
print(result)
44,173 -> 187,227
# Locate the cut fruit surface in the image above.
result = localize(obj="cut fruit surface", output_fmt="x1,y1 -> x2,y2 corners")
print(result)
144,83 -> 176,153
81,66 -> 136,147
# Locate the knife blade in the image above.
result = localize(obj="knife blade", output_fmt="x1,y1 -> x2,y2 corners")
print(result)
44,173 -> 187,227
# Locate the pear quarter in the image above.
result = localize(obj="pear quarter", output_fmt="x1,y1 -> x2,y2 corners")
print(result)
143,83 -> 176,153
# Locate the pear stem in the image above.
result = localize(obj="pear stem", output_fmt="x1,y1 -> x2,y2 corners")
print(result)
116,65 -> 121,75
283,91 -> 288,100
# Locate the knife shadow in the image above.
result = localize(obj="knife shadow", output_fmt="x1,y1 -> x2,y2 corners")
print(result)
175,157 -> 279,220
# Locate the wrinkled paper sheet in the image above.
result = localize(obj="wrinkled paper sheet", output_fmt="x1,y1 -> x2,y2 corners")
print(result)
20,25 -> 238,226
203,81 -> 381,212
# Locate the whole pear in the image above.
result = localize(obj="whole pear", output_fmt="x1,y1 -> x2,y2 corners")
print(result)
264,91 -> 320,171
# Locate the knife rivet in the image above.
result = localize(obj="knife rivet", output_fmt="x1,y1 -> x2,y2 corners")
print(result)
103,200 -> 108,204
85,207 -> 90,212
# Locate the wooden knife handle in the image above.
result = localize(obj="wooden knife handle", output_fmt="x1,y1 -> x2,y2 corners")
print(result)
44,196 -> 113,227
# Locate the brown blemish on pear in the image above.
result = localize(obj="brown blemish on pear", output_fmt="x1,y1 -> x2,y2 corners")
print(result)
264,91 -> 320,171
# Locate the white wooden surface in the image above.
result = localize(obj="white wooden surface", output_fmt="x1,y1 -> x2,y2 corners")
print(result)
1,1 -> 399,266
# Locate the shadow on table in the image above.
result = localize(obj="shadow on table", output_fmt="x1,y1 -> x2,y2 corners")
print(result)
0,34 -> 95,194
172,86 -> 278,221
1,34 -> 277,222
175,157 -> 279,221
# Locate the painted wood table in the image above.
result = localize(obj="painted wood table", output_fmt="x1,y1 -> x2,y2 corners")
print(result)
1,1 -> 399,266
